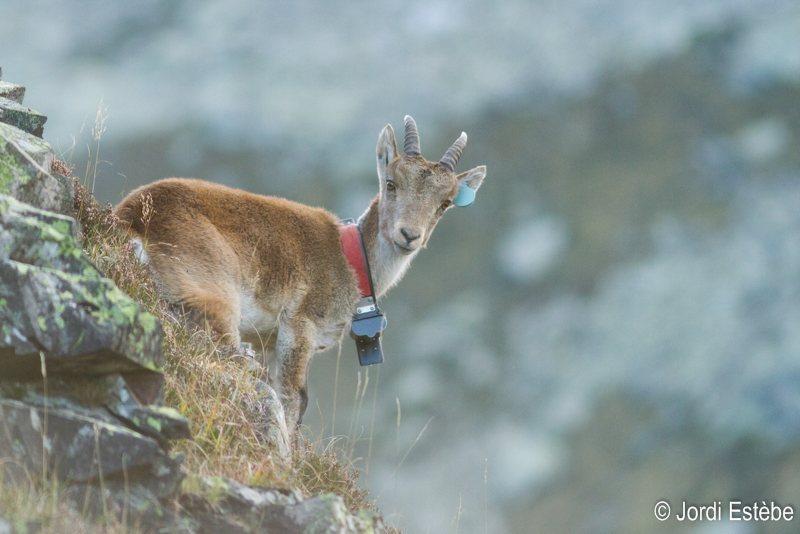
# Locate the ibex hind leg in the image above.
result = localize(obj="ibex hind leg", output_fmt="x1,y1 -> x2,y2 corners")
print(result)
145,241 -> 243,347
179,286 -> 243,347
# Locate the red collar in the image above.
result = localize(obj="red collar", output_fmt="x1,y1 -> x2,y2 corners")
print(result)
339,219 -> 386,366
338,219 -> 374,298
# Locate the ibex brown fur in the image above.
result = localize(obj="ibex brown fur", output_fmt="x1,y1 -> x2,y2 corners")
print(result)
115,116 -> 487,435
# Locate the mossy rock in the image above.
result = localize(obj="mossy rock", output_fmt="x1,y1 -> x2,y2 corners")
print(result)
0,194 -> 163,380
104,375 -> 191,442
0,82 -> 25,105
0,194 -> 87,272
0,122 -> 71,214
0,97 -> 46,137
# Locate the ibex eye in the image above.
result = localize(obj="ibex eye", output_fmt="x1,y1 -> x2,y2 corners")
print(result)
441,200 -> 452,210
386,181 -> 395,191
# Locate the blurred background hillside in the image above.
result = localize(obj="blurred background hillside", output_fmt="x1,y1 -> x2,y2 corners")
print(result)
3,0 -> 800,532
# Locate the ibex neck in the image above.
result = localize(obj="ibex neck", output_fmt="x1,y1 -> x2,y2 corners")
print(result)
357,195 -> 417,299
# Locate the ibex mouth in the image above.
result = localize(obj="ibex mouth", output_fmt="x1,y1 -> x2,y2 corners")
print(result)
392,239 -> 417,255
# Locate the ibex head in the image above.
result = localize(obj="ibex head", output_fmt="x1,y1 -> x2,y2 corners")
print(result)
375,115 -> 486,255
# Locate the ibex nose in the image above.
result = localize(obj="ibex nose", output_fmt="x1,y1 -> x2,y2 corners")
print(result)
400,227 -> 420,244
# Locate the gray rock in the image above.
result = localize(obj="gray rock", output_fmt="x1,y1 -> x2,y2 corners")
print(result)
254,378 -> 292,463
0,194 -> 164,381
0,259 -> 164,377
0,398 -> 161,482
0,122 -> 52,169
0,193 -> 85,271
181,476 -> 300,530
64,481 -> 194,534
0,97 -> 46,137
0,122 -> 71,214
287,493 -> 383,534
49,166 -> 74,218
139,450 -> 186,499
219,351 -> 292,464
1,378 -> 138,427
195,475 -> 302,507
119,369 -> 165,407
1,375 -> 189,446
104,375 -> 191,443
181,476 -> 383,534
0,82 -> 25,105
179,511 -> 251,534
0,382 -> 186,500
118,404 -> 191,442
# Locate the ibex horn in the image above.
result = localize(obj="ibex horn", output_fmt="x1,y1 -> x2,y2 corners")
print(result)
439,132 -> 467,172
404,115 -> 421,156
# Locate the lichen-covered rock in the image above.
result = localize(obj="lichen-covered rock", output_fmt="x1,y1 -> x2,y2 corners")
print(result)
0,97 -> 46,137
0,122 -> 51,169
0,194 -> 163,380
49,164 -> 75,218
123,404 -> 191,442
0,398 -> 163,482
180,476 -> 383,534
0,259 -> 163,377
289,493 -> 383,534
1,377 -> 140,427
184,474 -> 303,510
0,122 -> 71,214
0,194 -> 86,272
0,82 -> 25,105
1,374 -> 190,448
104,375 -> 191,443
63,482 -> 195,534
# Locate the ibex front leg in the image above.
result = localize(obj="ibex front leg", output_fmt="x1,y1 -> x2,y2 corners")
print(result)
276,315 -> 315,434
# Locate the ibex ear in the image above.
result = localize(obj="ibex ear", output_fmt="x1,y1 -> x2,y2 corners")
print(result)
454,166 -> 486,206
376,124 -> 399,181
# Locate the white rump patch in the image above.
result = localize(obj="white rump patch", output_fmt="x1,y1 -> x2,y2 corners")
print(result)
131,237 -> 149,264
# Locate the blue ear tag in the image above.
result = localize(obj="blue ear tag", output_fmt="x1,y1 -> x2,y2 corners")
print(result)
454,184 -> 476,207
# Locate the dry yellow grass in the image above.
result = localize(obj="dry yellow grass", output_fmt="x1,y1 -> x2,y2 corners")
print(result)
0,473 -> 129,534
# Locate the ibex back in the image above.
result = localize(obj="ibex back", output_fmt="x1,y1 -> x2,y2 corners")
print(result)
115,116 -> 487,434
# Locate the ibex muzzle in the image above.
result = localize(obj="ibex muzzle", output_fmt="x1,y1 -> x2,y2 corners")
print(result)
115,116 -> 487,439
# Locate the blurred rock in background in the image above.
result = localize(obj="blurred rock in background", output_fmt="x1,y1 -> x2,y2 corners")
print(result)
3,0 -> 800,532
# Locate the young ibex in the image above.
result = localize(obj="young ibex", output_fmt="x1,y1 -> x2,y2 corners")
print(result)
115,116 -> 487,433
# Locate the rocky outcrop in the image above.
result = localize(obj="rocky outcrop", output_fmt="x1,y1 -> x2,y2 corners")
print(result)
1,195 -> 164,384
0,98 -> 46,137
0,81 -> 25,104
0,71 -> 71,216
0,397 -> 183,487
0,70 -> 384,534
180,476 -> 382,534
0,167 -> 187,528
